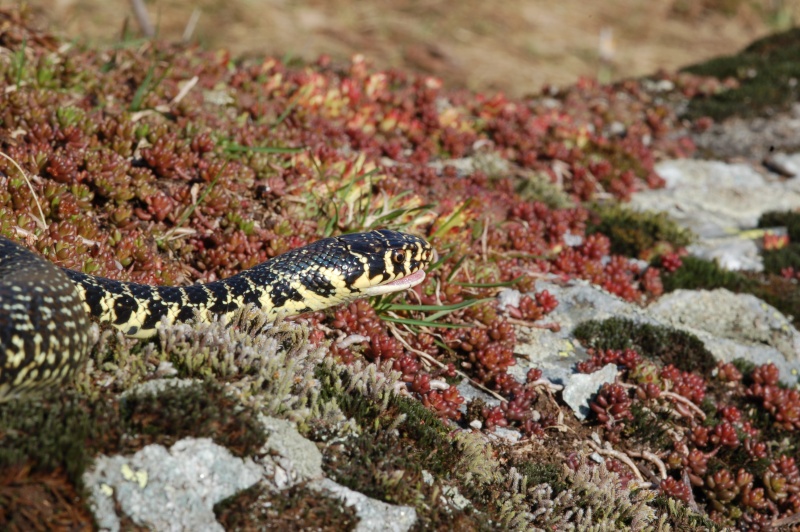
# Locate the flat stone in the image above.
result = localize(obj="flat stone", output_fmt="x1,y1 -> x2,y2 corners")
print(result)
562,364 -> 618,420
649,289 -> 800,384
309,478 -> 417,532
84,438 -> 262,532
259,415 -> 323,486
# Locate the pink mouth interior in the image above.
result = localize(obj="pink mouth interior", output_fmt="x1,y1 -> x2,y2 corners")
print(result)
385,269 -> 426,287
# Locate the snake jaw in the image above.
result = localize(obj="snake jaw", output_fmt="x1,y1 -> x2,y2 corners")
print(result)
362,269 -> 426,297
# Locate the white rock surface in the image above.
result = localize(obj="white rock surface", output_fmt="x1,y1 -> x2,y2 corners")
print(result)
562,363 -> 619,420
309,478 -> 418,532
631,159 -> 800,270
84,438 -> 262,532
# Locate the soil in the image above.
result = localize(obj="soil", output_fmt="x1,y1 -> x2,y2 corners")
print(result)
19,0 -> 798,97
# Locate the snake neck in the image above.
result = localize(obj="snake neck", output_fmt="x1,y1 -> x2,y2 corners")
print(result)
61,262 -> 358,339
57,231 -> 432,339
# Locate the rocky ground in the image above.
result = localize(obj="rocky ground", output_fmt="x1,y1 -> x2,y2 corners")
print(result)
1,7 -> 800,531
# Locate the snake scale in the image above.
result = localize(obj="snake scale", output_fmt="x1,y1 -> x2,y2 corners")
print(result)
0,229 -> 433,401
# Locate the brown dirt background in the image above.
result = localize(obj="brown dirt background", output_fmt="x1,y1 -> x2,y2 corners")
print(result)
13,0 -> 800,96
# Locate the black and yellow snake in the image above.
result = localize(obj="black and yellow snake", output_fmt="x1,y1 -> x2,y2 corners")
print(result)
0,229 -> 433,401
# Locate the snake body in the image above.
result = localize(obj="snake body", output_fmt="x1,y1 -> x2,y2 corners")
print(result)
0,229 -> 433,401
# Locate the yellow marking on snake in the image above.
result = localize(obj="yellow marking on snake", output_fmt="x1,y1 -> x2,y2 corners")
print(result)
0,229 -> 433,401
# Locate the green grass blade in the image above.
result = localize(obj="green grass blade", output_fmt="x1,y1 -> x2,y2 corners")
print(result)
454,276 -> 524,288
380,316 -> 473,329
446,254 -> 469,282
130,64 -> 155,112
368,204 -> 435,229
380,298 -> 493,313
432,200 -> 472,239
423,298 -> 493,322
14,37 -> 26,86
427,248 -> 456,272
271,100 -> 298,130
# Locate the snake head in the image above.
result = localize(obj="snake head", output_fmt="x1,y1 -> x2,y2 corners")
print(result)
337,229 -> 434,297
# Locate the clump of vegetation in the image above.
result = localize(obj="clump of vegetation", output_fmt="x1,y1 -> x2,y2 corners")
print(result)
573,317 -> 716,374
683,27 -> 800,121
587,203 -> 694,260
215,483 -> 359,531
572,316 -> 800,528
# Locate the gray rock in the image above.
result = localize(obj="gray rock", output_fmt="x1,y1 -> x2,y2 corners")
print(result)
509,280 -> 654,385
692,109 -> 800,160
493,426 -> 523,443
561,364 -> 618,420
258,415 -> 323,489
686,237 -> 763,272
636,159 -> 800,238
442,485 -> 472,511
309,478 -> 417,532
630,159 -> 800,272
649,289 -> 800,385
497,288 -> 522,310
763,151 -> 800,177
84,438 -> 262,532
509,281 -> 800,391
457,377 -> 502,408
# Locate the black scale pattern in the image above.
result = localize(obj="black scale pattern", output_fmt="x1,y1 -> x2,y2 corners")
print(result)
0,229 -> 432,400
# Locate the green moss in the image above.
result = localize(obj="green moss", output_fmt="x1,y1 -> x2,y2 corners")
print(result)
662,256 -> 755,293
517,461 -> 566,493
120,381 -> 267,458
587,203 -> 694,259
214,483 -> 358,531
314,363 -> 503,529
0,391 -> 118,486
315,362 -> 455,478
0,380 -> 265,495
759,210 -> 800,241
573,317 -> 717,375
730,358 -> 757,379
515,171 -> 574,210
762,245 -> 800,274
393,395 -> 454,460
628,402 -> 671,448
682,28 -> 800,121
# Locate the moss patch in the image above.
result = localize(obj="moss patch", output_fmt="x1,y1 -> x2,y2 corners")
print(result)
651,495 -> 723,531
573,317 -> 717,375
587,203 -> 694,260
759,210 -> 800,242
120,381 -> 267,458
0,465 -> 95,531
758,209 -> 800,274
682,28 -> 800,121
313,363 -> 494,528
0,391 -> 119,486
662,256 -> 756,293
214,483 -> 358,531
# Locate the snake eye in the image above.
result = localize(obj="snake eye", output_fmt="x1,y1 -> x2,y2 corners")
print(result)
392,250 -> 406,264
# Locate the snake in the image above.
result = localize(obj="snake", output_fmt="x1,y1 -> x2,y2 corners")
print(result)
0,229 -> 433,401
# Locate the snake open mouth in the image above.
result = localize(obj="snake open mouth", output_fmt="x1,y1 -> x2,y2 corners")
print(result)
364,269 -> 426,296
386,269 -> 426,288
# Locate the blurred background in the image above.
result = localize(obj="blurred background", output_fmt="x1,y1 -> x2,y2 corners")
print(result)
11,0 -> 800,96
